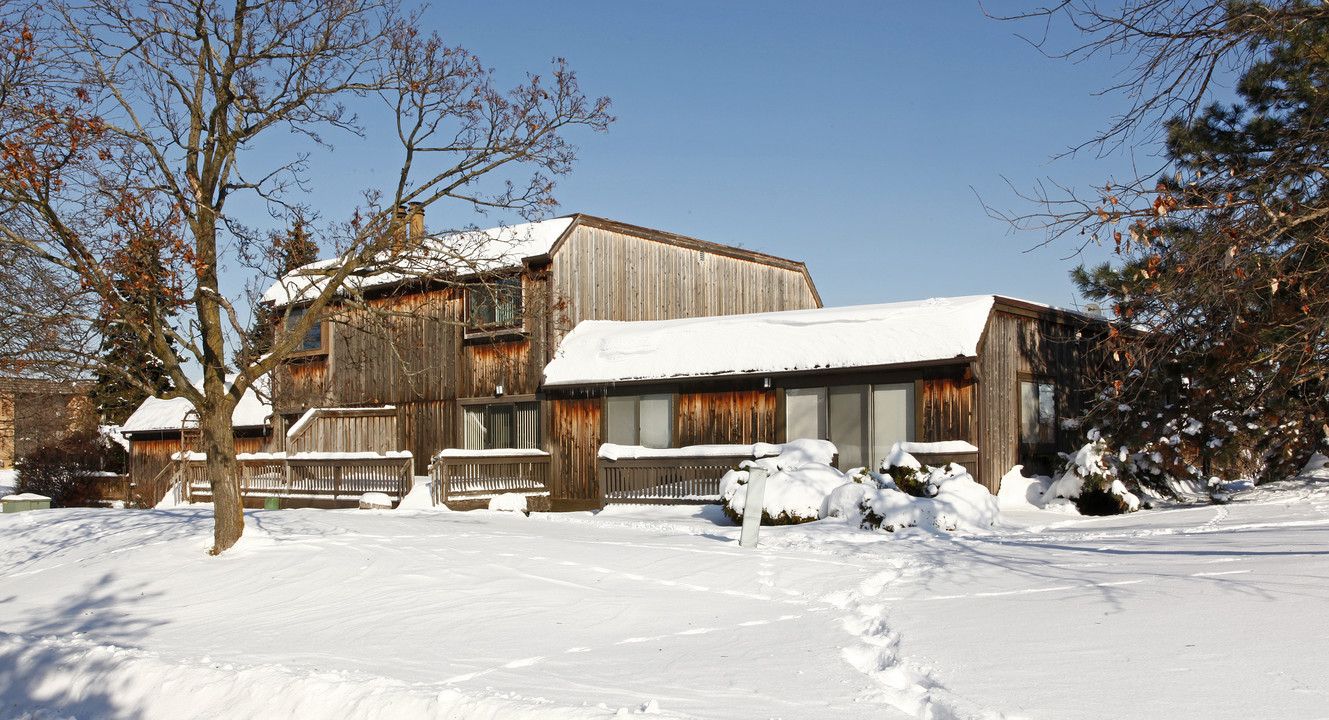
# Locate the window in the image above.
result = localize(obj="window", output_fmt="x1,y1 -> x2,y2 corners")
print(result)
606,393 -> 672,448
285,306 -> 323,353
1020,380 -> 1057,445
462,401 -> 539,450
785,383 -> 914,470
468,276 -> 522,331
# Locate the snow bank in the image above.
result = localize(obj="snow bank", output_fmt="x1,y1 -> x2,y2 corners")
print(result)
489,493 -> 529,514
395,481 -> 446,511
1301,452 -> 1329,479
0,468 -> 16,496
996,466 -> 1051,510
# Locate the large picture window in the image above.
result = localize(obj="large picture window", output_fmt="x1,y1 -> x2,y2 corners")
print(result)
784,383 -> 914,470
462,401 -> 539,450
606,393 -> 673,448
467,276 -> 522,331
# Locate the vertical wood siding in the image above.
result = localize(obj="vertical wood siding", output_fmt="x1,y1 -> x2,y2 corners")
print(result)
675,390 -> 778,446
918,376 -> 974,445
287,411 -> 399,455
548,397 -> 601,500
975,309 -> 1100,493
548,226 -> 820,350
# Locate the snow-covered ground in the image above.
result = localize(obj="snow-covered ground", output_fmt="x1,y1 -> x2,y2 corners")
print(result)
3,475 -> 1328,719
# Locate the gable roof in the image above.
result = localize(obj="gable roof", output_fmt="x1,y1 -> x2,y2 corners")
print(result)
543,295 -> 999,387
262,214 -> 819,307
262,217 -> 576,307
121,376 -> 271,435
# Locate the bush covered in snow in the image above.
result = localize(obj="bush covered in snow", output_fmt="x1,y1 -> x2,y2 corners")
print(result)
1045,431 -> 1141,515
720,441 -> 1000,533
718,439 -> 842,525
824,459 -> 999,533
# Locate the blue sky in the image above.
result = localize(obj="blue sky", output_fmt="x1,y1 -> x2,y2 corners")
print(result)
258,1 -> 1164,311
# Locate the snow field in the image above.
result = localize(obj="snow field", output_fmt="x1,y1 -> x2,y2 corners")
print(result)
2,475 -> 1329,719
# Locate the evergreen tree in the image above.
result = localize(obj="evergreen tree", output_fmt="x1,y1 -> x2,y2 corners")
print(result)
1075,4 -> 1329,486
239,214 -> 321,366
90,214 -> 178,425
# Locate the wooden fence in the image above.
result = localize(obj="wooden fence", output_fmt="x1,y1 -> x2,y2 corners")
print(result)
428,451 -> 551,505
182,454 -> 413,508
597,454 -> 751,507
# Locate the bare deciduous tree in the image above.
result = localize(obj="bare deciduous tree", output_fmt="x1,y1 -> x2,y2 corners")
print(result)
0,1 -> 611,552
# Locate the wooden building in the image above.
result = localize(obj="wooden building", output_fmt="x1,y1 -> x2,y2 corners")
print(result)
542,295 -> 1110,495
263,213 -> 823,487
120,379 -> 273,507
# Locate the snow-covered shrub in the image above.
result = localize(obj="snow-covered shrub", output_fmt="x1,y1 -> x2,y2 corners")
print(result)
1047,431 -> 1140,515
823,459 -> 998,532
719,439 -> 843,525
878,446 -> 937,498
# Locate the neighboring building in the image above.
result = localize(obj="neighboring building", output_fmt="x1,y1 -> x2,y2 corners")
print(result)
0,378 -> 95,468
119,378 -> 272,506
542,295 -> 1110,494
262,212 -> 822,484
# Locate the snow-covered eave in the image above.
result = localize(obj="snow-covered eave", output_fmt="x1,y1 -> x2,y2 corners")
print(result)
542,354 -> 979,389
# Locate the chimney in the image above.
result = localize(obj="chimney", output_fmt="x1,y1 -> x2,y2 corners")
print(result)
408,202 -> 424,239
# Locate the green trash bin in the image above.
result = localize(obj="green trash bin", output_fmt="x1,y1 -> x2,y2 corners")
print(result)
263,496 -> 281,510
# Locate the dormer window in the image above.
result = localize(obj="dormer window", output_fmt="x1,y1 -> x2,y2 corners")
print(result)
467,276 -> 522,333
285,306 -> 324,354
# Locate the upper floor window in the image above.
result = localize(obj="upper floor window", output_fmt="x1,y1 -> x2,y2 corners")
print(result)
468,276 -> 522,332
285,306 -> 323,354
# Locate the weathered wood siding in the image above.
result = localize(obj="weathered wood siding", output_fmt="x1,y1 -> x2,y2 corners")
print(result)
128,434 -> 267,507
401,400 -> 454,475
975,308 -> 1100,493
976,314 -> 1020,493
676,389 -> 778,447
547,397 -> 601,500
548,224 -> 820,351
917,375 -> 974,445
287,409 -> 400,455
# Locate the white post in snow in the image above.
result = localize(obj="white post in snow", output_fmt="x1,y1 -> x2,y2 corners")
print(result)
739,467 -> 768,548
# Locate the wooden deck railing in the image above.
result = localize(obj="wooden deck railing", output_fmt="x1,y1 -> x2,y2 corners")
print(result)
184,453 -> 413,507
597,453 -> 753,507
428,451 -> 551,505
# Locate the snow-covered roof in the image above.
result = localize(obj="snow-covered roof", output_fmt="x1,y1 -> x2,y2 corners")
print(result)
262,217 -> 575,306
121,376 -> 271,434
543,295 -> 999,386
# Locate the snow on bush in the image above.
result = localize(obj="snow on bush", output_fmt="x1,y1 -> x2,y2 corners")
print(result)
719,440 -> 843,525
824,454 -> 998,533
488,492 -> 529,515
720,441 -> 1000,533
1046,431 -> 1140,515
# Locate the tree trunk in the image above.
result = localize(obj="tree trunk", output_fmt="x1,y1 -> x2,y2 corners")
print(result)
201,405 -> 243,554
